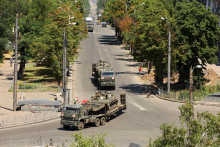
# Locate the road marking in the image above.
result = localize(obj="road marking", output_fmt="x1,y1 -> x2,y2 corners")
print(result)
132,102 -> 147,111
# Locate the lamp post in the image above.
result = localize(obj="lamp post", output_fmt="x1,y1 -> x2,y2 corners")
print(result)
13,13 -> 18,111
120,0 -> 127,17
189,65 -> 202,104
161,17 -> 171,95
59,5 -> 78,105
134,2 -> 145,13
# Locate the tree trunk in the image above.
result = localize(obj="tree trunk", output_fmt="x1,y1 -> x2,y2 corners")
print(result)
18,58 -> 26,79
58,79 -> 61,86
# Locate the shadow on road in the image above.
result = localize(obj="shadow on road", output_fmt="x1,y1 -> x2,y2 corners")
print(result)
0,105 -> 13,111
116,71 -> 139,76
98,35 -> 120,46
115,57 -> 134,62
120,84 -> 158,95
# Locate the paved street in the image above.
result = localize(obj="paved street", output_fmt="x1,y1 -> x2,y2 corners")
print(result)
0,18 -> 219,147
0,0 -> 219,146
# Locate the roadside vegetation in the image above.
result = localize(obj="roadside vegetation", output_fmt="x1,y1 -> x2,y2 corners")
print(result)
102,0 -> 220,90
0,0 -> 88,87
9,61 -> 60,92
68,103 -> 219,147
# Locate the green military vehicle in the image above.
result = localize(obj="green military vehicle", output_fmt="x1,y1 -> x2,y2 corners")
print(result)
60,92 -> 126,130
92,60 -> 116,90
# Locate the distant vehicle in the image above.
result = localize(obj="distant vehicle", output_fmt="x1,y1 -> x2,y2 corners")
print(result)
85,17 -> 93,24
92,60 -> 115,90
87,23 -> 94,32
102,22 -> 107,28
60,92 -> 126,130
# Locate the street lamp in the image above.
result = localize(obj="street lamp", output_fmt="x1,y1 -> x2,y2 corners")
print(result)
161,17 -> 171,95
190,65 -> 202,104
59,7 -> 80,25
120,0 -> 127,17
13,13 -> 18,111
59,4 -> 78,105
134,2 -> 145,13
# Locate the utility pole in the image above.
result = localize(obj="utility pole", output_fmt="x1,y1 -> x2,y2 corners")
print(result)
189,65 -> 193,104
13,14 -> 18,111
167,22 -> 171,95
63,29 -> 67,105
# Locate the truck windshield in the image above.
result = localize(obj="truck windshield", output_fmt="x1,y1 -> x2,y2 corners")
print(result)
64,107 -> 79,112
102,72 -> 114,76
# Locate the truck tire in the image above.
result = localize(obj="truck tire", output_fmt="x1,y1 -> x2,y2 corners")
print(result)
94,118 -> 100,127
100,117 -> 106,125
63,125 -> 70,130
77,122 -> 84,130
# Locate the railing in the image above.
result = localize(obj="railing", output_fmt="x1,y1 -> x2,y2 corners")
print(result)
0,137 -> 147,147
0,111 -> 60,129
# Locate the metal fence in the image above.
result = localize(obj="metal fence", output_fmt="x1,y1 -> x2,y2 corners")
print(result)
158,88 -> 220,103
0,111 -> 59,129
0,137 -> 72,147
9,79 -> 61,92
0,136 -> 147,147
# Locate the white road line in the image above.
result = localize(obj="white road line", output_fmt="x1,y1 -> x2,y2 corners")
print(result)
132,102 -> 147,111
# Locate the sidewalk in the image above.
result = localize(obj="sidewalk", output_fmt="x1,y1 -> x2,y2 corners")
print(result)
0,54 -> 60,128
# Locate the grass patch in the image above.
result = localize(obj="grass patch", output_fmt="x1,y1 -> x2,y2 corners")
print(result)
161,85 -> 220,102
9,62 -> 60,92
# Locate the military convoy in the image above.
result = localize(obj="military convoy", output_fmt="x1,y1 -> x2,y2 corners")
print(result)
92,60 -> 116,90
60,92 -> 126,130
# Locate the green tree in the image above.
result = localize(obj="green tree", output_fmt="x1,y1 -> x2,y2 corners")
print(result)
70,132 -> 115,147
32,1 -> 87,85
149,103 -> 220,146
0,0 -> 15,62
17,0 -> 55,79
173,0 -> 220,86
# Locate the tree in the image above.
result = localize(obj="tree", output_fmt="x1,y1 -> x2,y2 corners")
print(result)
31,0 -> 87,85
0,0 -> 15,62
173,0 -> 220,86
17,0 -> 54,79
70,132 -> 114,147
149,103 -> 220,146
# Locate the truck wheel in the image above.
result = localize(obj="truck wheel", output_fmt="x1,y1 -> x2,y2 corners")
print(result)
100,117 -> 106,125
63,125 -> 70,130
94,118 -> 100,127
77,122 -> 84,130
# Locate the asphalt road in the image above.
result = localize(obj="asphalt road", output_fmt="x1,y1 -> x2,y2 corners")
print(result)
0,1 -> 219,147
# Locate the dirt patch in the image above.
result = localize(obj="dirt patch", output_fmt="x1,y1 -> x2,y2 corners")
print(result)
140,71 -> 155,85
140,68 -> 220,86
204,68 -> 220,85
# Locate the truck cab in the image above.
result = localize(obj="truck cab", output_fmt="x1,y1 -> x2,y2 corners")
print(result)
99,70 -> 115,90
60,104 -> 85,130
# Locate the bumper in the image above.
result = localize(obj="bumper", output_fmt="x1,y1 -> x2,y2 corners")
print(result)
60,120 -> 79,127
100,82 -> 115,87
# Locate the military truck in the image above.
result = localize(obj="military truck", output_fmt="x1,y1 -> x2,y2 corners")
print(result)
92,60 -> 115,90
87,23 -> 94,32
60,92 -> 126,130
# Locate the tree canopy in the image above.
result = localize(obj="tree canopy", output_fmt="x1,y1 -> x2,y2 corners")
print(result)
0,0 -> 87,84
103,0 -> 220,87
0,0 -> 15,62
149,103 -> 220,146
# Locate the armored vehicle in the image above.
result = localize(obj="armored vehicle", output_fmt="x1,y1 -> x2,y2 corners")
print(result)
60,92 -> 126,130
92,60 -> 115,90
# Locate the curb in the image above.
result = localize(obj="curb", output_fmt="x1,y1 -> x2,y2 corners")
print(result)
0,113 -> 60,130
153,95 -> 220,107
